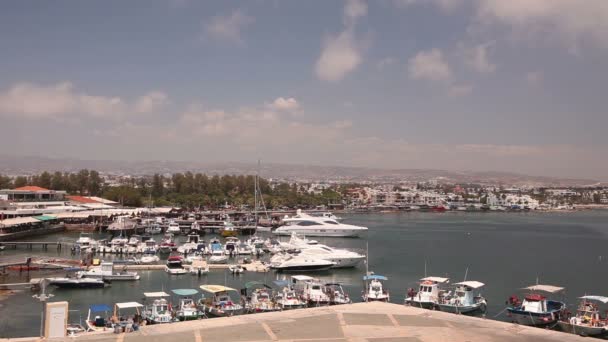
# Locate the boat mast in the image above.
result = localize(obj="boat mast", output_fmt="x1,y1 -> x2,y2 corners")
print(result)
365,241 -> 369,276
254,160 -> 259,229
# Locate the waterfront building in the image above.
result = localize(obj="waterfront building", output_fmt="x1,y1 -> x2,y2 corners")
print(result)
0,186 -> 66,202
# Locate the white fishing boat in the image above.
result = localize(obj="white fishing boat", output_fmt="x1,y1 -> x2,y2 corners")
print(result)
273,282 -> 306,310
198,285 -> 245,317
558,295 -> 608,336
362,274 -> 390,302
142,292 -> 174,324
245,282 -> 279,313
229,264 -> 245,274
506,284 -> 566,326
273,209 -> 367,238
325,283 -> 351,305
85,304 -> 111,332
165,256 -> 188,275
224,237 -> 238,257
75,233 -> 98,252
270,254 -> 335,272
291,275 -> 330,306
436,281 -> 487,314
78,262 -> 140,281
404,276 -> 449,309
172,289 -> 202,321
142,239 -> 158,254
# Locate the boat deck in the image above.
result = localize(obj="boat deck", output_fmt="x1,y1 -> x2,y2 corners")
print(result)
2,302 -> 588,342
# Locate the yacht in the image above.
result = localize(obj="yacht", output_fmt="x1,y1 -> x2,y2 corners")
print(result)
75,233 -> 98,252
436,281 -> 487,314
404,276 -> 449,309
165,256 -> 188,275
270,254 -> 335,272
506,284 -> 566,326
273,210 -> 367,237
298,245 -> 365,268
78,262 -> 140,281
167,221 -> 181,234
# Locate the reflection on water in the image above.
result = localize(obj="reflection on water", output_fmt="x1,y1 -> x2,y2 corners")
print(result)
2,211 -> 608,337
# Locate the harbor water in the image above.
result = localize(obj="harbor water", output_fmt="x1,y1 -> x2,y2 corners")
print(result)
2,211 -> 608,338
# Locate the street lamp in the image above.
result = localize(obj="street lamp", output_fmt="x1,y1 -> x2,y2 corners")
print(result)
32,279 -> 54,337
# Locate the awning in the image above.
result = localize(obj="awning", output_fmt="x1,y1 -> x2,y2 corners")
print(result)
90,304 -> 112,312
143,292 -> 170,298
421,276 -> 449,283
363,275 -> 387,281
580,295 -> 608,303
454,281 -> 485,289
523,284 -> 564,293
33,215 -> 57,221
0,217 -> 40,227
115,302 -> 144,309
291,275 -> 314,281
172,289 -> 198,296
200,285 -> 236,293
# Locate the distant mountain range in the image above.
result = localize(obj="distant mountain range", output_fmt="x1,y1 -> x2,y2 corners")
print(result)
0,155 -> 599,187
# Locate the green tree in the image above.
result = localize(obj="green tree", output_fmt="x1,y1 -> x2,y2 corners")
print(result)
13,176 -> 28,188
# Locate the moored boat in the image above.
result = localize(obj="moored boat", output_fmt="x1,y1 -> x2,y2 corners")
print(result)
172,289 -> 203,321
404,276 -> 449,309
362,274 -> 390,302
198,285 -> 245,317
506,284 -> 566,326
165,256 -> 188,275
436,281 -> 487,314
85,304 -> 112,332
558,295 -> 608,336
142,292 -> 174,324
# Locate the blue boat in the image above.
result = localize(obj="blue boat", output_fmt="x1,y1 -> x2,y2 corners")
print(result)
507,284 -> 566,326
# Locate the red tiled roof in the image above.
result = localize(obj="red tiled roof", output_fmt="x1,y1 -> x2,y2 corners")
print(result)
14,186 -> 50,192
66,195 -> 100,204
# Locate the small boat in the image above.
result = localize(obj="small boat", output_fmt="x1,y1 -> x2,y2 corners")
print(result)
362,274 -> 390,302
177,234 -> 200,254
142,292 -> 174,324
167,221 -> 181,234
190,260 -> 209,276
142,239 -> 158,254
325,283 -> 351,305
85,304 -> 112,332
165,256 -> 188,275
270,254 -> 335,272
208,239 -> 227,263
404,276 -> 449,309
145,222 -> 162,235
558,295 -> 608,336
48,276 -> 108,289
244,282 -> 279,313
506,284 -> 566,326
172,289 -> 203,321
139,255 -> 160,264
291,275 -> 330,306
220,221 -> 238,237
159,233 -> 175,253
436,281 -> 487,314
198,285 -> 245,317
224,237 -> 238,257
75,233 -> 98,252
78,262 -> 140,281
229,264 -> 245,274
190,221 -> 201,233
273,281 -> 306,310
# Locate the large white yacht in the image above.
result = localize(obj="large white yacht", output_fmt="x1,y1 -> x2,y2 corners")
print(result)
273,210 -> 367,237
298,245 -> 365,268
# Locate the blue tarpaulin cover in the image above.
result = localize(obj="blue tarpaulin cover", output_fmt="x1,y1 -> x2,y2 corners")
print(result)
363,275 -> 388,281
90,304 -> 111,312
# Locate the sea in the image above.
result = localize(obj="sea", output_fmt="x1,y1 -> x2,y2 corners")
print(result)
1,210 -> 608,338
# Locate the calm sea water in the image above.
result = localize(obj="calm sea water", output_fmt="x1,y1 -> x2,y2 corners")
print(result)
2,211 -> 608,338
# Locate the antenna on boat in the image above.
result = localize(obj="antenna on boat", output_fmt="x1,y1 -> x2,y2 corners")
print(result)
463,267 -> 469,282
424,260 -> 427,278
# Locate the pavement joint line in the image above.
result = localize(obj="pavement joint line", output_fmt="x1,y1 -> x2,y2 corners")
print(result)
386,314 -> 400,327
260,322 -> 278,341
194,329 -> 202,342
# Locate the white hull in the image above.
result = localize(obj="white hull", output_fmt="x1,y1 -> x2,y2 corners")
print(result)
273,228 -> 365,237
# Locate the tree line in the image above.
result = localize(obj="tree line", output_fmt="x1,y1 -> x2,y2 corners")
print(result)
0,170 -> 343,209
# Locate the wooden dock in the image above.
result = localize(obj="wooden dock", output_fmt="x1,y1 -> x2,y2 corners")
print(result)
0,241 -> 66,250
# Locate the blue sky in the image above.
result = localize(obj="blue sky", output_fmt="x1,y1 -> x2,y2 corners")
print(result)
0,0 -> 607,179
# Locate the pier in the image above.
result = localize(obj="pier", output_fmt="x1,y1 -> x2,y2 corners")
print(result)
0,302 -> 587,342
0,241 -> 65,251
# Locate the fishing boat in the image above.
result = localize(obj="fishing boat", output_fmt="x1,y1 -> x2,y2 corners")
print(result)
78,262 -> 140,281
273,281 -> 306,310
198,285 -> 245,317
436,281 -> 487,314
165,256 -> 188,275
159,233 -> 175,253
506,284 -> 566,326
229,264 -> 245,274
325,283 -> 351,305
291,275 -> 330,306
177,234 -> 201,255
244,282 -> 279,313
558,295 -> 608,336
142,292 -> 174,324
85,304 -> 112,332
404,276 -> 449,309
48,276 -> 108,289
362,274 -> 390,302
142,239 -> 158,254
172,289 -> 203,321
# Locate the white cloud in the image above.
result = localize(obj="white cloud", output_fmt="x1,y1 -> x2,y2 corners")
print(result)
315,30 -> 363,82
461,42 -> 496,73
377,57 -> 396,70
474,0 -> 608,51
266,97 -> 299,111
344,0 -> 368,26
0,82 -> 166,120
204,9 -> 254,44
448,83 -> 473,97
408,48 -> 452,82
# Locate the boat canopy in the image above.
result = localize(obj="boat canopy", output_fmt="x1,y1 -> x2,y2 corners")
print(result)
200,285 -> 236,293
363,275 -> 388,281
245,281 -> 271,289
273,280 -> 289,287
90,304 -> 111,312
523,284 -> 564,293
291,275 -> 315,281
580,295 -> 608,303
143,292 -> 170,298
115,302 -> 144,309
454,281 -> 485,289
172,289 -> 198,296
421,276 -> 449,283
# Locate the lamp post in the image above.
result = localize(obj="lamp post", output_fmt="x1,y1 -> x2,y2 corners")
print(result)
32,279 -> 54,337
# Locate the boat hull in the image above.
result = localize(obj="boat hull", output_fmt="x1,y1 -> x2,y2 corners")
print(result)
272,264 -> 333,272
273,228 -> 366,237
437,302 -> 486,314
507,308 -> 563,326
557,321 -> 607,336
203,306 -> 245,318
50,281 -> 106,289
404,299 -> 437,310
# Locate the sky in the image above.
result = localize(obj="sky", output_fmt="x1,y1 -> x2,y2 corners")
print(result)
0,0 -> 607,180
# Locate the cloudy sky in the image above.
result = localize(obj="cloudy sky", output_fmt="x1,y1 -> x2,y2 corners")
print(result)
1,0 -> 607,179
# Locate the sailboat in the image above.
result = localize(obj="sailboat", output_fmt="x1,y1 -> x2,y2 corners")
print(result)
253,160 -> 272,232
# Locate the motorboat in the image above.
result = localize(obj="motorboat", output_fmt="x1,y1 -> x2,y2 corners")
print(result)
362,274 -> 390,302
167,221 -> 181,234
177,234 -> 200,254
139,255 -> 160,264
220,221 -> 238,237
165,256 -> 188,275
159,233 -> 175,253
506,284 -> 566,326
237,240 -> 254,255
244,282 -> 279,313
142,292 -> 174,324
85,304 -> 112,332
274,209 -> 367,237
270,254 -> 335,272
224,237 -> 238,257
273,281 -> 306,310
172,289 -> 202,321
404,276 -> 449,309
558,295 -> 608,336
48,276 -> 108,289
78,262 -> 140,281
319,212 -> 343,221
190,221 -> 201,233
185,254 -> 204,264
142,239 -> 158,254
75,233 -> 98,252
198,285 -> 245,317
229,264 -> 245,274
145,222 -> 162,235
208,239 -> 227,264
325,283 -> 351,305
291,275 -> 330,306
298,245 -> 365,268
436,281 -> 487,314
190,260 -> 209,276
